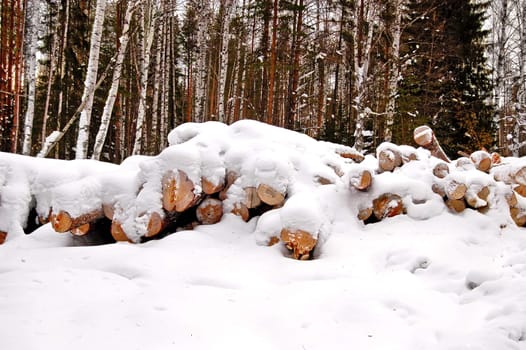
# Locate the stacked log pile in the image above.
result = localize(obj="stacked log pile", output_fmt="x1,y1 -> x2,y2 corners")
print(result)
1,121 -> 526,260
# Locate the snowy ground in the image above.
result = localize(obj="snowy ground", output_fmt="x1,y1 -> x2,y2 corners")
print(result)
2,205 -> 526,350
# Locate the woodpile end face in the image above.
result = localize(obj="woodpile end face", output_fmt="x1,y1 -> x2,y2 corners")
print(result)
2,121 -> 526,261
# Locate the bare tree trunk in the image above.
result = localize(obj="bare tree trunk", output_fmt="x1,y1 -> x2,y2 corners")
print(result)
217,0 -> 235,122
75,0 -> 107,159
21,0 -> 40,155
352,0 -> 379,152
285,0 -> 304,130
384,0 -> 403,143
132,0 -> 157,155
266,0 -> 278,125
92,0 -> 135,160
151,10 -> 163,153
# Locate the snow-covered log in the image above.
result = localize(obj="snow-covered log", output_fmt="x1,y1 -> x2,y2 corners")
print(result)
4,122 -> 526,261
413,125 -> 450,162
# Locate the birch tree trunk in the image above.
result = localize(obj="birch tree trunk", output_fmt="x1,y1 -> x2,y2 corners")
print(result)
21,0 -> 40,155
266,0 -> 278,125
150,12 -> 163,154
92,0 -> 135,160
384,0 -> 403,143
352,0 -> 379,152
75,0 -> 107,159
194,6 -> 209,123
132,0 -> 157,155
217,0 -> 235,123
495,0 -> 508,113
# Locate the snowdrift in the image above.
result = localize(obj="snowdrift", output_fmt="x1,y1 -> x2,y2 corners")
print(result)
0,120 -> 525,259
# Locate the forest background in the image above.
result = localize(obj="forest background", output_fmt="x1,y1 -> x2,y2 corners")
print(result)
0,0 -> 524,162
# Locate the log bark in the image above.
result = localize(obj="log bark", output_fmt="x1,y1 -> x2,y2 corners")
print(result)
280,228 -> 317,260
257,184 -> 285,206
51,208 -> 104,233
413,125 -> 450,162
350,170 -> 373,191
196,198 -> 223,225
0,231 -> 6,244
372,193 -> 404,220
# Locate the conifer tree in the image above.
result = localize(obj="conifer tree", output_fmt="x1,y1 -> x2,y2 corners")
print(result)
399,0 -> 495,156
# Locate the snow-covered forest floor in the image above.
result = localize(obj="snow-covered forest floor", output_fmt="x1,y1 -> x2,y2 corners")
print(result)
2,210 -> 526,349
2,121 -> 526,349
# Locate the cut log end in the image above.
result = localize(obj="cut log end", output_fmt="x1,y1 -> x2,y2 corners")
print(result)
146,211 -> 165,238
470,151 -> 492,173
378,149 -> 402,172
111,221 -> 131,242
268,236 -> 280,246
445,180 -> 467,200
0,231 -> 6,245
446,198 -> 466,213
280,228 -> 317,260
433,163 -> 449,179
196,198 -> 223,225
257,184 -> 285,206
51,211 -> 73,233
337,151 -> 365,163
357,207 -> 373,221
163,170 -> 198,213
245,187 -> 262,208
70,223 -> 90,236
350,170 -> 373,191
103,203 -> 114,220
510,207 -> 526,227
202,177 -> 225,195
373,193 -> 404,220
231,203 -> 249,222
413,125 -> 434,147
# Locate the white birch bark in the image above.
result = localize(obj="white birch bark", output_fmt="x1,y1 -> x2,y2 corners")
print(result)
21,0 -> 40,155
194,3 -> 210,122
495,0 -> 509,112
150,15 -> 163,154
132,0 -> 157,155
75,0 -> 107,159
92,0 -> 135,160
384,0 -> 403,143
353,1 -> 380,152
